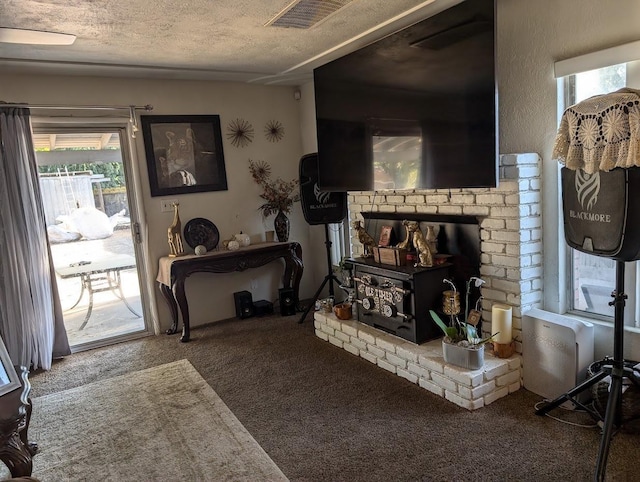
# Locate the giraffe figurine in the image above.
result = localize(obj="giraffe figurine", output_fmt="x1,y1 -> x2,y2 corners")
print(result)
168,202 -> 185,257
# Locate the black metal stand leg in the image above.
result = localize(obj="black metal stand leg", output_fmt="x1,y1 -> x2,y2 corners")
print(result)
535,369 -> 609,415
535,261 -> 627,482
298,224 -> 340,324
298,273 -> 341,323
595,366 -> 624,481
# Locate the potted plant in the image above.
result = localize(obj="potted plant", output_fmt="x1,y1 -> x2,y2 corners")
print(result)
248,159 -> 300,242
429,277 -> 496,370
335,256 -> 353,287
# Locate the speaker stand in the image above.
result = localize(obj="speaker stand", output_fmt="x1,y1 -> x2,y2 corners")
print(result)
535,260 -> 640,481
298,224 -> 341,324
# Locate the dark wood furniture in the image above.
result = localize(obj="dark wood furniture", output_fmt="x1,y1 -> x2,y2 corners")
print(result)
0,366 -> 37,478
157,242 -> 303,342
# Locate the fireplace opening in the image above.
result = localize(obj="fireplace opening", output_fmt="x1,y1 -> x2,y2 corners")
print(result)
347,212 -> 482,344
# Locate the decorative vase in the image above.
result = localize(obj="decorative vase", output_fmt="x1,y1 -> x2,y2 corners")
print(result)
442,340 -> 485,370
274,210 -> 290,242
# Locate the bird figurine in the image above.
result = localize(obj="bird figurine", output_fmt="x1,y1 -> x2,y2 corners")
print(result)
352,220 -> 375,258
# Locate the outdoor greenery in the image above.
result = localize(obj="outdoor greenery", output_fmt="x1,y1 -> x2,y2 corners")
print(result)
38,162 -> 126,190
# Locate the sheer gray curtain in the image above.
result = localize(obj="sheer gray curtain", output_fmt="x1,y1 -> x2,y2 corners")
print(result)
0,106 -> 70,370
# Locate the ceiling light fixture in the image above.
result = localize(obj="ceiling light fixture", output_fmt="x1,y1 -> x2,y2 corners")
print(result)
0,28 -> 76,45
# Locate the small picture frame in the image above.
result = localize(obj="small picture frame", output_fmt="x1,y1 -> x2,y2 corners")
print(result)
0,337 -> 20,396
141,115 -> 228,197
378,225 -> 393,247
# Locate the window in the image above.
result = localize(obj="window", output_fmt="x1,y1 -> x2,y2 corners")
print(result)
562,64 -> 626,320
329,221 -> 348,266
558,59 -> 640,327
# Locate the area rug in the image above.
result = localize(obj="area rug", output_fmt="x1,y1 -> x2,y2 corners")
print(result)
2,359 -> 288,481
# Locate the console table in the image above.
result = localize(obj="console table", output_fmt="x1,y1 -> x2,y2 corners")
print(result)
0,366 -> 37,478
157,242 -> 303,342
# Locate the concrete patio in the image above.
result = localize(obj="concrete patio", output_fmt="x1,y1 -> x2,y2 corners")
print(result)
50,227 -> 146,348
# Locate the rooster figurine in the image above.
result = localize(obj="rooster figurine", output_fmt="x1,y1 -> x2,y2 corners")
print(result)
352,220 -> 375,258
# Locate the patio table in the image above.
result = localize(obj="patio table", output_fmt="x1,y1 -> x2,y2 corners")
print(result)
55,254 -> 141,329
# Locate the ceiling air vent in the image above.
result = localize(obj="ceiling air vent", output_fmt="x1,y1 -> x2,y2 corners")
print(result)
265,0 -> 354,29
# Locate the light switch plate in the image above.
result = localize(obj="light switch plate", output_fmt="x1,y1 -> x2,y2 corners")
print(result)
160,199 -> 178,212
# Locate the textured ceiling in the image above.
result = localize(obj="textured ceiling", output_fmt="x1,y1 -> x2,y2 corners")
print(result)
0,0 -> 463,84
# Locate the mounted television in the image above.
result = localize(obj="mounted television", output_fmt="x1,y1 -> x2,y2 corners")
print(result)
314,0 -> 497,191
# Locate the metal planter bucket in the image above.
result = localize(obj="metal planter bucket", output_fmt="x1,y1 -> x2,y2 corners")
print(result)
442,340 -> 485,370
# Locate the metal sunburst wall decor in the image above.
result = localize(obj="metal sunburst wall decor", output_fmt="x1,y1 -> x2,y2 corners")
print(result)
226,118 -> 254,148
264,120 -> 284,143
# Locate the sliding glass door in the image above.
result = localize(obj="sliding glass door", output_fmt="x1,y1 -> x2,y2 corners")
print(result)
33,125 -> 151,350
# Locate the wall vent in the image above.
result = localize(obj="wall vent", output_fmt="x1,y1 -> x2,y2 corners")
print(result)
265,0 -> 354,29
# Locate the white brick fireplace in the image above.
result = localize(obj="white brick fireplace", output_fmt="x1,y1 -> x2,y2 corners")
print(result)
348,153 -> 542,348
314,153 -> 542,409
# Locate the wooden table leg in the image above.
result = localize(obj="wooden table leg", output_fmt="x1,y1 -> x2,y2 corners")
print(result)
173,279 -> 190,342
284,243 -> 304,305
0,367 -> 35,478
0,434 -> 33,478
158,282 -> 179,335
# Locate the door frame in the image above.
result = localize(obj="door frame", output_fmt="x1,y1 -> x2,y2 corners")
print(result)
32,118 -> 155,351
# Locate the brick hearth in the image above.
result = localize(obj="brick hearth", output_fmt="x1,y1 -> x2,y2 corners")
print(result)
315,311 -> 522,410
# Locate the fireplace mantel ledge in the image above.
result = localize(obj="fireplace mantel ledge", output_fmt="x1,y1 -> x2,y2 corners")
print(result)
314,311 -> 522,410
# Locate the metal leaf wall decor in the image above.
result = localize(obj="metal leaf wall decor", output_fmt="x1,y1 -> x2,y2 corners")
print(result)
226,118 -> 254,148
265,120 -> 284,142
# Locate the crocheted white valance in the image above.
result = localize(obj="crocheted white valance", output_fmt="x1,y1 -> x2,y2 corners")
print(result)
552,88 -> 640,173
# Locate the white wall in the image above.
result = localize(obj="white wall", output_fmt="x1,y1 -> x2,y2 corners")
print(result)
497,0 -> 640,359
498,0 -> 640,322
299,0 -> 640,359
1,73 -> 317,332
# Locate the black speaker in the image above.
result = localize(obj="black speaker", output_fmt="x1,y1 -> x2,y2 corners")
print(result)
561,166 -> 640,261
253,300 -> 274,317
234,290 -> 255,319
279,287 -> 297,316
299,153 -> 347,225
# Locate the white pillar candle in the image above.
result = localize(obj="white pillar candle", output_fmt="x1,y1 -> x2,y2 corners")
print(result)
492,304 -> 513,344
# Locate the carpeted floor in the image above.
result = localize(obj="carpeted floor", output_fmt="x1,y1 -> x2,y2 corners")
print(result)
20,314 -> 640,481
2,360 -> 287,481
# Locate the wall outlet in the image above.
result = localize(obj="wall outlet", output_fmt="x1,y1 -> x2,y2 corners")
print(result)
250,279 -> 258,291
160,199 -> 178,213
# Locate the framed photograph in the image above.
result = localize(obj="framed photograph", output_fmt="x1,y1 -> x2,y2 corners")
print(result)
378,225 -> 393,247
141,115 -> 228,197
0,337 -> 20,396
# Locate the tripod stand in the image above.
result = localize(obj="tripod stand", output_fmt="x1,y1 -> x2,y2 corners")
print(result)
535,260 -> 640,481
298,223 -> 342,324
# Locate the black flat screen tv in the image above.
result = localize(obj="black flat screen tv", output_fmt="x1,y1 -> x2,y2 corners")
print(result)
314,0 -> 497,192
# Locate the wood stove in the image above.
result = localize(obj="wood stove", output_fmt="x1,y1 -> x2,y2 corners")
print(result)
346,212 -> 481,344
347,257 -> 450,344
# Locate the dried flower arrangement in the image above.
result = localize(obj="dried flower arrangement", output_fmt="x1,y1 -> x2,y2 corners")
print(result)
248,159 -> 300,217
